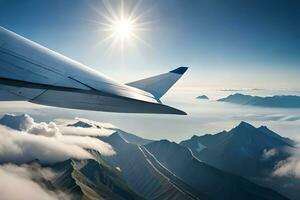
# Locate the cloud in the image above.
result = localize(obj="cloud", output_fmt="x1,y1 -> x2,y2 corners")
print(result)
273,146 -> 300,179
59,126 -> 114,137
0,164 -> 68,200
0,114 -> 117,200
74,117 -> 117,129
0,114 -> 61,137
55,117 -> 116,137
262,148 -> 277,160
28,122 -> 61,137
58,135 -> 115,156
219,88 -> 264,92
0,126 -> 92,164
231,113 -> 300,122
0,114 -> 115,164
281,115 -> 300,122
273,157 -> 300,178
56,117 -> 117,129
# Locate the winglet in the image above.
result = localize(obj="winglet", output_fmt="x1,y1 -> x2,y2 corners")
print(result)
127,66 -> 188,99
170,67 -> 188,75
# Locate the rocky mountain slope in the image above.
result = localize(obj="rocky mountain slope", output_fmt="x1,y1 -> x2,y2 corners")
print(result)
180,122 -> 299,200
145,140 -> 288,200
101,133 -> 203,200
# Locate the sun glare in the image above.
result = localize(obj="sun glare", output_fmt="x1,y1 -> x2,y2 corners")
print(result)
91,0 -> 150,55
112,19 -> 134,38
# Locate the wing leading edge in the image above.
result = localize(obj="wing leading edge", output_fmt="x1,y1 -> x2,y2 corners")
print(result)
0,26 -> 188,115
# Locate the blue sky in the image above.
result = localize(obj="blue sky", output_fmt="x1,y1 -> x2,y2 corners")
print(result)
0,0 -> 299,90
0,0 -> 300,141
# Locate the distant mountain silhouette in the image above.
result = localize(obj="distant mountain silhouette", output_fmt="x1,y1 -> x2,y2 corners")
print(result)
196,95 -> 209,100
218,93 -> 300,108
68,120 -> 94,128
145,139 -> 288,200
0,113 -> 32,130
180,122 -> 298,200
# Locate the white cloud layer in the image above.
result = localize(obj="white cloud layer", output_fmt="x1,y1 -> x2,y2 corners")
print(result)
28,122 -> 61,137
0,126 -> 92,164
273,146 -> 300,178
59,126 -> 114,137
262,148 -> 277,160
0,164 -> 67,200
0,114 -> 115,164
0,114 -> 61,137
0,114 -> 117,199
58,135 -> 115,156
54,117 -> 116,137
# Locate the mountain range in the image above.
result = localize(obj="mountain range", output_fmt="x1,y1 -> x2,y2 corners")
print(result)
0,114 -> 298,200
180,121 -> 299,200
144,139 -> 287,200
196,95 -> 209,100
218,93 -> 300,108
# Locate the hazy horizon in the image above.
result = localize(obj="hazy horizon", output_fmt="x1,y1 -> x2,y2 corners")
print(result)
0,88 -> 299,142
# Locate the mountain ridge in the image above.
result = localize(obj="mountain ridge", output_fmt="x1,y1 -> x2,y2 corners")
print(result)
101,132 -> 199,200
145,139 -> 288,200
180,121 -> 297,200
218,93 -> 300,108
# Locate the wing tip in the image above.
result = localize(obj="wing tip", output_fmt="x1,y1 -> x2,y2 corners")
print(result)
161,104 -> 187,115
169,66 -> 188,75
176,110 -> 188,115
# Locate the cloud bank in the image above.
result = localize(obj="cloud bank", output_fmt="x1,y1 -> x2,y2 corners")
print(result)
0,113 -> 61,137
0,164 -> 68,200
273,145 -> 300,179
55,117 -> 116,137
0,114 -> 115,164
0,114 -> 118,200
219,88 -> 263,92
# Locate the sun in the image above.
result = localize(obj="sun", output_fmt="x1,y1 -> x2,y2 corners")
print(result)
91,0 -> 151,55
110,18 -> 135,39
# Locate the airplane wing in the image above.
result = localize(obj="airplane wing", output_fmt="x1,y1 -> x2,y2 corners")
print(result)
0,26 -> 188,115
